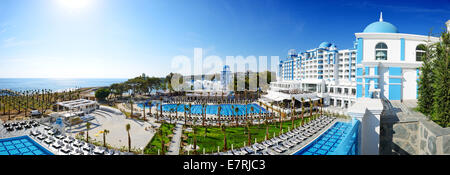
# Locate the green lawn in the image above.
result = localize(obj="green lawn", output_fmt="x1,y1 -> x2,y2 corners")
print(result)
144,123 -> 175,155
182,114 -> 319,154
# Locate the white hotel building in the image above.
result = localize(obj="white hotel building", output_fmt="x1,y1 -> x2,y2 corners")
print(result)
267,13 -> 440,109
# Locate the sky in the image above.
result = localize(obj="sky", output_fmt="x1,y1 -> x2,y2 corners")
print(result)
0,0 -> 448,78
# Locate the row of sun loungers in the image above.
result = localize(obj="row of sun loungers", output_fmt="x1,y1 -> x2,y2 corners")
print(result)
209,116 -> 336,155
29,125 -> 127,155
2,120 -> 40,132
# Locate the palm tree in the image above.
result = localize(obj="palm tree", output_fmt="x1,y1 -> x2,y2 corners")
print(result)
250,106 -> 254,125
201,103 -> 205,126
129,99 -> 134,118
85,122 -> 91,143
309,98 -> 313,122
245,100 -> 248,121
246,120 -> 252,146
169,108 -> 174,124
143,101 -> 146,120
270,102 -> 274,119
148,101 -> 152,117
158,128 -> 165,155
102,129 -> 110,147
234,106 -> 239,126
313,100 -> 318,120
217,105 -> 222,126
279,101 -> 285,132
184,106 -> 188,125
258,101 -> 263,122
320,98 -> 323,117
175,103 -> 180,121
221,123 -> 227,151
188,103 -> 192,126
264,120 -> 270,140
159,97 -> 163,122
291,97 -> 295,129
126,123 -> 131,152
301,98 -> 305,126
192,118 -> 197,154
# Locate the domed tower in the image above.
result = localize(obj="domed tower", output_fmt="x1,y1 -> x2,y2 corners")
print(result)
363,12 -> 398,33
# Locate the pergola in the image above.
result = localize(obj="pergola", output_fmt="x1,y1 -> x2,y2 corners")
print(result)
56,99 -> 99,113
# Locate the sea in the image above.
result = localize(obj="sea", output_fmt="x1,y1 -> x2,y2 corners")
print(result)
0,78 -> 127,92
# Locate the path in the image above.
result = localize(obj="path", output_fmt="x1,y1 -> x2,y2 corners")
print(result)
166,121 -> 183,155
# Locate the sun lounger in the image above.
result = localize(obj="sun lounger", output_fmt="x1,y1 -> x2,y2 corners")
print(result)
72,140 -> 84,147
93,146 -> 105,155
60,145 -> 73,154
271,147 -> 283,153
82,144 -> 92,152
55,134 -> 66,140
30,130 -> 41,136
44,138 -> 54,144
63,137 -> 74,144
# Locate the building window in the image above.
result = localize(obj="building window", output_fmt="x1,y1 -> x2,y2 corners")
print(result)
375,42 -> 388,60
416,44 -> 426,61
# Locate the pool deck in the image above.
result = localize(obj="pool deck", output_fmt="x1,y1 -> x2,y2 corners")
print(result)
0,124 -> 57,155
282,118 -> 348,155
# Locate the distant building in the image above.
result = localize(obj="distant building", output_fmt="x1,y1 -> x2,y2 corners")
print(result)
221,65 -> 232,90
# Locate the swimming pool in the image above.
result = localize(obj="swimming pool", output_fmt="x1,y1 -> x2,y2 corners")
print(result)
156,104 -> 268,116
0,136 -> 53,155
137,100 -> 161,108
293,120 -> 359,155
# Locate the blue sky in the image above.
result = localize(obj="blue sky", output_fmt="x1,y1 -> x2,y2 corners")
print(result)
0,0 -> 448,78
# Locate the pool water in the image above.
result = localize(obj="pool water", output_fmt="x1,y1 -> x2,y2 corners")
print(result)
294,122 -> 353,155
0,136 -> 53,155
137,100 -> 161,108
154,104 -> 268,116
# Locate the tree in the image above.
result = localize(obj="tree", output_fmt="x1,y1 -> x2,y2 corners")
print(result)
102,129 -> 110,147
279,101 -> 285,132
126,124 -> 131,152
148,101 -> 152,117
246,120 -> 252,146
129,99 -> 134,118
192,118 -> 197,154
85,122 -> 91,143
221,124 -> 227,151
95,88 -> 110,101
158,128 -> 165,155
291,97 -> 295,129
301,98 -> 305,126
264,120 -> 270,140
234,106 -> 239,126
309,98 -> 313,121
431,31 -> 449,127
218,105 -> 222,126
143,101 -> 146,120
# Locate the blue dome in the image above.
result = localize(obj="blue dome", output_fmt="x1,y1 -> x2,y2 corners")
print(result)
319,42 -> 332,48
363,21 -> 398,33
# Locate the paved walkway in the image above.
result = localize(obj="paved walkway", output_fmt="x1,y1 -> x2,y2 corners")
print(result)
166,121 -> 183,155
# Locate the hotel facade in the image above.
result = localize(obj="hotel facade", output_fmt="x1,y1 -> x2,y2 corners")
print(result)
269,13 -> 440,109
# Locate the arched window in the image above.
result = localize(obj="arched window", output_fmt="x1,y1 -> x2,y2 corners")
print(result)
375,42 -> 388,60
416,44 -> 426,61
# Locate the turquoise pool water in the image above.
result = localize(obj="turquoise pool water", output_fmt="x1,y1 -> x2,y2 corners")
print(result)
137,100 -> 161,108
152,104 -> 268,116
0,136 -> 53,155
294,120 -> 359,155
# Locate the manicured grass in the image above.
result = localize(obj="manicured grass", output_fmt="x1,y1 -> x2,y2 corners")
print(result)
144,123 -> 175,155
182,114 -> 320,154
